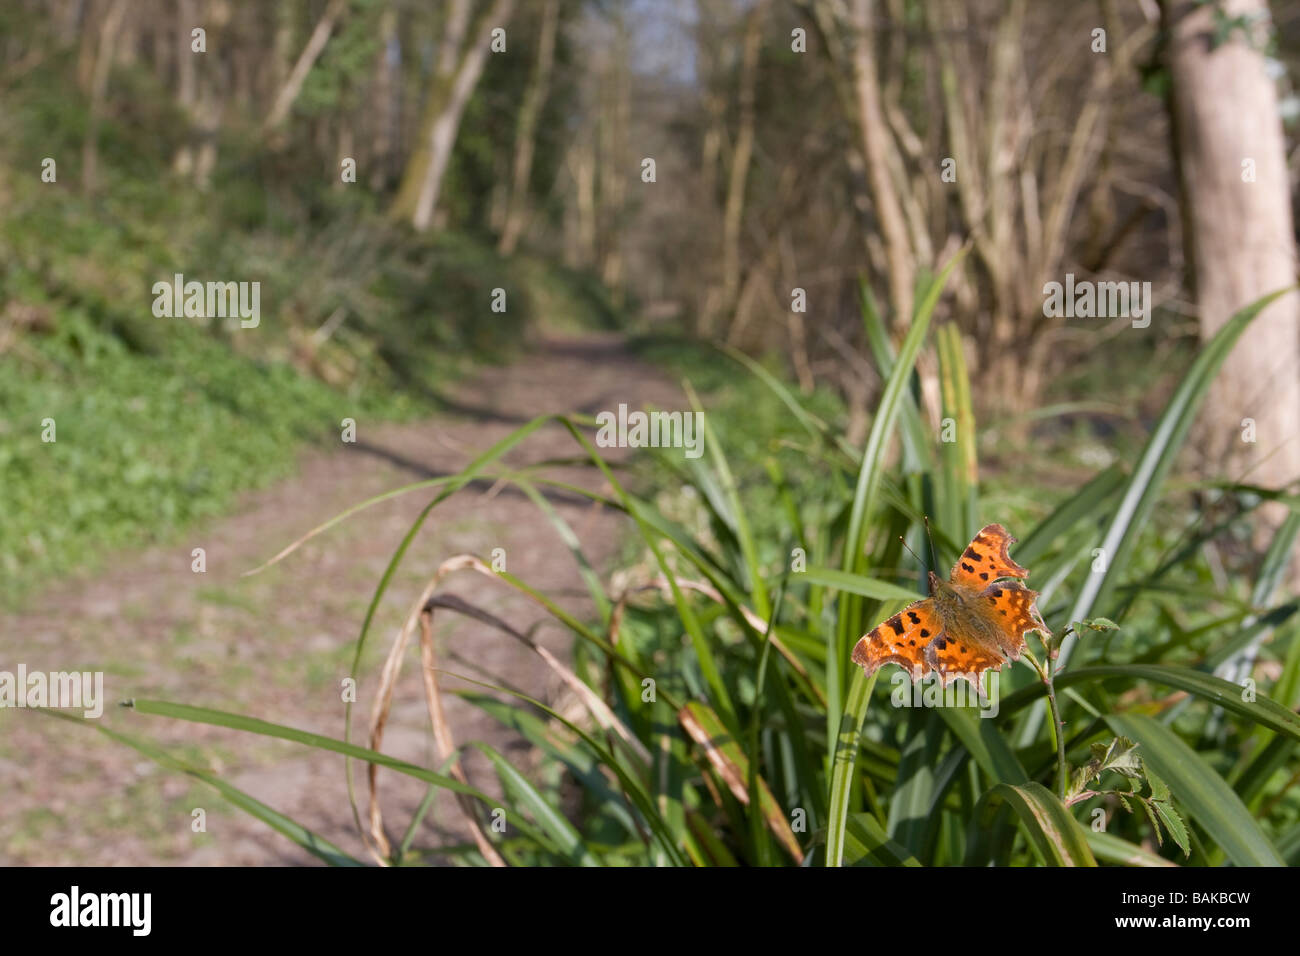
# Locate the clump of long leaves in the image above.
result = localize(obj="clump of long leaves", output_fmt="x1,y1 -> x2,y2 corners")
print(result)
70,260 -> 1300,866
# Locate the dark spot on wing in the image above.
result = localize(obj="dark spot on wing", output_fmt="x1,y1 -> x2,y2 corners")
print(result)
888,616 -> 905,635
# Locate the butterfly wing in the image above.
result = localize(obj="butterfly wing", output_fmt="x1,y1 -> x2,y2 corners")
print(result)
983,580 -> 1050,653
923,633 -> 1009,688
950,523 -> 1029,588
852,599 -> 943,681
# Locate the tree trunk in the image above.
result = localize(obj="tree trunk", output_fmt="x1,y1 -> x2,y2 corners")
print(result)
498,0 -> 559,254
848,0 -> 914,323
390,0 -> 516,232
172,0 -> 198,176
82,0 -> 128,194
598,12 -> 631,304
1164,0 -> 1300,546
569,133 -> 597,268
368,3 -> 401,190
719,1 -> 766,323
389,0 -> 472,223
263,0 -> 347,132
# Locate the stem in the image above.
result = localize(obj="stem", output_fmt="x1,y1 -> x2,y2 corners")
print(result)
1024,628 -> 1071,801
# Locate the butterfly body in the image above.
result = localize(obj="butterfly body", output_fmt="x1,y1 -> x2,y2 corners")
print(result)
851,524 -> 1049,688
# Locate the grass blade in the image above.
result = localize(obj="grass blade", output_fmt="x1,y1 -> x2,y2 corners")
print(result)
967,782 -> 1097,866
1000,664 -> 1300,742
936,321 -> 978,540
801,566 -> 922,603
1086,830 -> 1178,867
824,668 -> 878,866
679,701 -> 802,861
1108,712 -> 1284,866
843,813 -> 923,866
476,742 -> 601,866
42,709 -> 365,867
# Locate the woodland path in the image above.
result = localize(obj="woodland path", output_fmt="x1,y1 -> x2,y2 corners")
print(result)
0,332 -> 681,865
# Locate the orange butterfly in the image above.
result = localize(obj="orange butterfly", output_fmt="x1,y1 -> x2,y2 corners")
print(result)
851,524 -> 1049,688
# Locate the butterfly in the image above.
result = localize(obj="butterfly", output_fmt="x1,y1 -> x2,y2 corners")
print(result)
851,524 -> 1049,688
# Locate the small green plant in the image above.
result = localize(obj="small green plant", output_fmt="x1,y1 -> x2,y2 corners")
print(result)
1066,735 -> 1190,858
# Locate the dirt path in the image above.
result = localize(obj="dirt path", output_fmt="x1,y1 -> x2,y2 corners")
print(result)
0,333 -> 681,865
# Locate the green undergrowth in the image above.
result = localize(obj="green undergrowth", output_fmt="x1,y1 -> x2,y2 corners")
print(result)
0,57 -> 619,607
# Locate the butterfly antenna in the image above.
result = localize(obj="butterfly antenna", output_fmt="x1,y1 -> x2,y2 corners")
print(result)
897,534 -> 924,569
